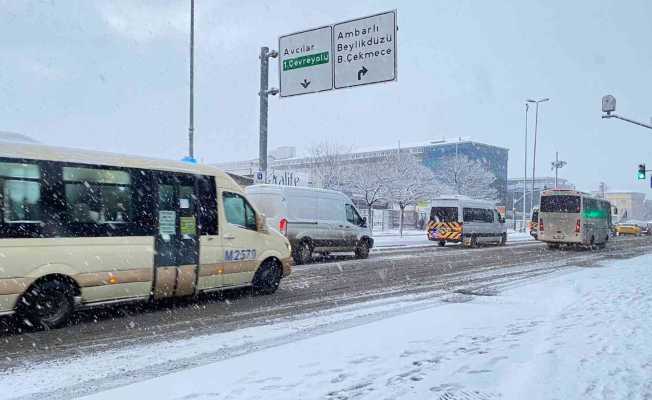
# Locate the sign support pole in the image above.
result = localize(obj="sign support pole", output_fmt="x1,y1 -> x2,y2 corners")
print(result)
258,47 -> 278,181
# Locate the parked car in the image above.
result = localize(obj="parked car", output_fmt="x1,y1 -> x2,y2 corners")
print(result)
245,185 -> 374,264
615,224 -> 641,236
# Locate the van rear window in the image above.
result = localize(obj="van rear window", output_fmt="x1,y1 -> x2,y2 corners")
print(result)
540,195 -> 580,213
430,207 -> 458,222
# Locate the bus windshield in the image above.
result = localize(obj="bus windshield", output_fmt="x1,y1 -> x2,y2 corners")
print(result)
540,195 -> 581,213
430,207 -> 458,222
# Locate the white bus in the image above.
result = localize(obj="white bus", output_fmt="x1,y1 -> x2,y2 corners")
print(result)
538,189 -> 611,249
427,196 -> 507,247
0,141 -> 292,328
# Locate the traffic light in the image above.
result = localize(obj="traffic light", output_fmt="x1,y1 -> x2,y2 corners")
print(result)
637,164 -> 646,180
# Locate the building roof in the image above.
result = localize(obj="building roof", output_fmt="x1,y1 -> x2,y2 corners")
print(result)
213,137 -> 509,171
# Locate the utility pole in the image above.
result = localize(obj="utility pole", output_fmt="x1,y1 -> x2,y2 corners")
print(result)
188,0 -> 195,159
527,98 -> 550,211
258,46 -> 279,182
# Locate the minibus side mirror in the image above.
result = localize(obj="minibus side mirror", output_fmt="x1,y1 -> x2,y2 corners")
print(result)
256,213 -> 269,233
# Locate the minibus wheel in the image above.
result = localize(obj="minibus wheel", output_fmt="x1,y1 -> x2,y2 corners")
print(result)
18,278 -> 75,329
252,259 -> 282,295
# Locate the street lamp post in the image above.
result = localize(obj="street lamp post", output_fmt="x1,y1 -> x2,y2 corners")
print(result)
527,97 -> 550,213
188,0 -> 195,159
522,103 -> 529,232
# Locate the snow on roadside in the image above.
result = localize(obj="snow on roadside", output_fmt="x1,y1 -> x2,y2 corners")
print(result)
78,253 -> 652,400
372,229 -> 533,249
0,290 -> 453,400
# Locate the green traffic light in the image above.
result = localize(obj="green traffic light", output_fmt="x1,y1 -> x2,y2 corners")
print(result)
638,172 -> 646,180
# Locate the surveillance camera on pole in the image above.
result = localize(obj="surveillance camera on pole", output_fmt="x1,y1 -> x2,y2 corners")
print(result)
601,95 -> 616,115
601,94 -> 652,130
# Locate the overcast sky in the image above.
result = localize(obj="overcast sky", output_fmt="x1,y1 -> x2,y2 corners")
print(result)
2,0 -> 652,195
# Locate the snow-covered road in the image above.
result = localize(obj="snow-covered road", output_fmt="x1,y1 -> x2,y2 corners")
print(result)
4,246 -> 650,400
81,253 -> 651,400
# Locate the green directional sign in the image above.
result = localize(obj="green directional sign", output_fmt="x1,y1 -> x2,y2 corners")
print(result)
282,52 -> 330,71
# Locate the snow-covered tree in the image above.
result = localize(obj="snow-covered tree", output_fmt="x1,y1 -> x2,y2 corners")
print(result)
432,154 -> 498,200
341,160 -> 388,231
306,141 -> 350,190
384,151 -> 439,236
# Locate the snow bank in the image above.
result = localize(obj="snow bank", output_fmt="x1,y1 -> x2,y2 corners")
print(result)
78,254 -> 652,400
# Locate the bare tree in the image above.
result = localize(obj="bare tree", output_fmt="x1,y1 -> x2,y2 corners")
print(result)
341,160 -> 388,231
306,141 -> 350,190
384,151 -> 439,236
432,154 -> 498,200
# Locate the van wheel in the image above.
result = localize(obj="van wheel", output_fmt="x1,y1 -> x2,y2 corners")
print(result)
18,279 -> 74,330
499,233 -> 507,246
293,240 -> 312,265
355,240 -> 370,259
252,259 -> 282,295
438,241 -> 446,247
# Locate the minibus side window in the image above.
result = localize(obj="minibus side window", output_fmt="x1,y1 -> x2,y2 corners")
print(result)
0,162 -> 42,223
63,166 -> 132,224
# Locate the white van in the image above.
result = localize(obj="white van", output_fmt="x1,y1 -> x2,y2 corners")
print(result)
426,196 -> 507,247
245,185 -> 374,264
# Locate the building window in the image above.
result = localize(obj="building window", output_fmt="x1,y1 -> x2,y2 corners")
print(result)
63,166 -> 132,224
0,162 -> 42,223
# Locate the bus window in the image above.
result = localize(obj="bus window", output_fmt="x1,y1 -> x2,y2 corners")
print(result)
540,195 -> 580,213
0,162 -> 42,223
430,207 -> 458,222
63,166 -> 132,224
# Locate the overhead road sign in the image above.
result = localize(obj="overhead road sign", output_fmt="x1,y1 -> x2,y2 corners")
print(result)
333,10 -> 397,89
278,10 -> 397,97
279,26 -> 333,97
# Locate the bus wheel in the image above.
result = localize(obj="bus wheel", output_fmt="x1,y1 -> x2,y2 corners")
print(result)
18,278 -> 75,330
253,259 -> 282,295
293,240 -> 312,265
499,233 -> 507,246
438,241 -> 446,247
